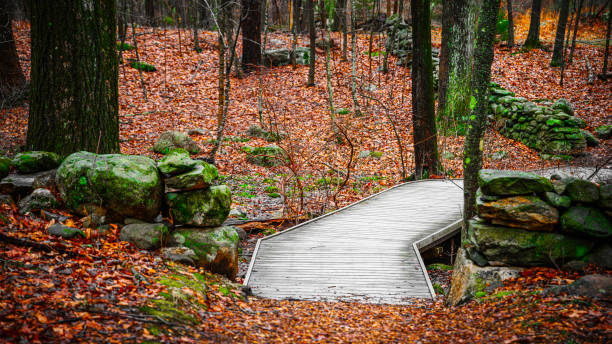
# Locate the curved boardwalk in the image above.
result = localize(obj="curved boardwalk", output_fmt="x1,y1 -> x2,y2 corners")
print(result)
244,179 -> 464,304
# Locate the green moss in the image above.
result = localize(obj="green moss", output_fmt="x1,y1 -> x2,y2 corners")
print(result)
474,291 -> 487,298
268,192 -> 281,198
427,263 -> 453,271
141,299 -> 198,325
432,283 -> 445,295
130,61 -> 157,72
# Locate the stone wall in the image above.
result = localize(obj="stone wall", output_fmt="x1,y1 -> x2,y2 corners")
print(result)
488,83 -> 587,156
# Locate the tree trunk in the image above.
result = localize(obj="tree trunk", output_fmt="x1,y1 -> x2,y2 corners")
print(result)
242,0 -> 262,72
291,0 -> 302,66
436,0 -> 452,118
551,0 -> 570,66
463,0 -> 500,232
350,0 -> 361,116
411,0 -> 439,179
568,0 -> 584,64
145,0 -> 159,26
333,0 -> 347,31
26,0 -> 119,155
507,0 -> 514,46
441,0 -> 479,134
524,0 -> 542,48
0,0 -> 26,102
602,0 -> 611,79
307,0 -> 316,86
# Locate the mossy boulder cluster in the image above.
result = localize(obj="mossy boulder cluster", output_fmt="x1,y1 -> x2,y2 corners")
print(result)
449,169 -> 611,305
242,145 -> 288,167
467,169 -> 611,268
488,83 -> 588,156
262,47 -> 310,67
0,150 -> 239,280
152,131 -> 200,155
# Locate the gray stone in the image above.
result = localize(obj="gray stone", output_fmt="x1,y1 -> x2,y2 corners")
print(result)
262,48 -> 291,66
243,145 -> 287,167
152,131 -> 200,155
169,226 -> 239,279
562,260 -> 588,272
157,149 -> 197,175
560,206 -> 611,238
599,184 -> 612,211
581,130 -> 600,147
478,169 -> 553,196
358,150 -> 371,159
18,188 -> 59,214
490,150 -> 508,161
446,249 -> 523,306
161,246 -> 198,265
547,274 -> 612,300
234,226 -> 247,241
12,151 -> 62,174
476,195 -> 559,231
565,178 -> 600,203
119,223 -> 168,250
48,223 -> 84,239
585,244 -> 612,269
542,191 -> 571,209
0,170 -> 56,198
56,152 -> 163,221
164,161 -> 218,191
166,185 -> 231,227
468,219 -> 593,267
594,125 -> 612,140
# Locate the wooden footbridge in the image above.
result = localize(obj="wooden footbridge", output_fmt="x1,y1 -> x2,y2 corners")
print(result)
244,179 -> 465,304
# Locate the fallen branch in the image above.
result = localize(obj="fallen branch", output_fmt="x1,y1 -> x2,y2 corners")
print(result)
585,55 -> 594,84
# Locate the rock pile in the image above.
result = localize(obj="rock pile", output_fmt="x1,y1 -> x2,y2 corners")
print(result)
448,169 -> 611,305
0,148 -> 239,280
488,83 -> 589,156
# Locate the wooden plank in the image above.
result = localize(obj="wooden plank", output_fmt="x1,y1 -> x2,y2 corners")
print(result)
244,179 -> 465,304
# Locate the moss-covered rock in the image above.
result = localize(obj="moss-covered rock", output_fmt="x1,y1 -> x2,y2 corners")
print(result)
165,161 -> 218,192
12,151 -> 62,174
542,191 -> 571,209
552,98 -> 574,116
18,188 -> 59,214
0,157 -> 11,179
478,169 -> 553,196
594,125 -> 612,140
600,184 -> 612,211
446,249 -> 523,306
0,170 -> 56,198
56,152 -> 163,221
560,206 -> 611,239
476,195 -> 559,231
169,226 -> 239,279
166,185 -> 231,227
581,130 -> 600,147
468,219 -> 593,267
565,178 -> 600,204
585,244 -> 612,269
157,149 -> 197,176
243,145 -> 287,167
119,223 -> 168,250
152,131 -> 200,155
48,223 -> 84,239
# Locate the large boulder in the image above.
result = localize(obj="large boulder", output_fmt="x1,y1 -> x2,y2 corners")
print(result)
560,206 -> 611,238
166,185 -> 231,227
0,170 -> 56,198
478,169 -> 553,196
600,184 -> 612,211
243,145 -> 287,167
152,131 -> 200,155
161,246 -> 198,265
446,249 -> 523,306
546,274 -> 612,300
119,223 -> 168,250
476,195 -> 559,231
565,178 -> 599,204
542,191 -> 571,209
169,226 -> 239,279
468,219 -> 593,267
0,157 -> 11,179
12,151 -> 62,174
18,188 -> 59,214
56,152 -> 163,221
585,244 -> 612,269
594,125 -> 612,140
165,161 -> 218,192
157,149 -> 197,175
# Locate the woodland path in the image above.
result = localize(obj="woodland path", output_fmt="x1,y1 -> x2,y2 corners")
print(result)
243,167 -> 611,304
244,179 -> 465,304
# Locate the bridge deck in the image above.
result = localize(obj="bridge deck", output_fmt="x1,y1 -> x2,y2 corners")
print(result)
244,179 -> 464,304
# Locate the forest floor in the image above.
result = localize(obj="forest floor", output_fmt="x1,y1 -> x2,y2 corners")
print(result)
1,11 -> 611,343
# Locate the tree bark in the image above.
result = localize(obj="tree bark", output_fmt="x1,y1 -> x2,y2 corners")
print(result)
551,0 -> 570,66
26,0 -> 119,155
307,0 -> 316,86
411,0 -> 439,179
463,0 -> 500,232
602,0 -> 611,79
0,0 -> 26,103
441,0 -> 479,134
507,0 -> 514,46
349,0 -> 361,116
436,0 -> 452,119
242,0 -> 262,73
568,0 -> 584,64
291,0 -> 302,66
524,0 -> 542,48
